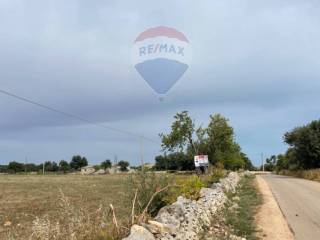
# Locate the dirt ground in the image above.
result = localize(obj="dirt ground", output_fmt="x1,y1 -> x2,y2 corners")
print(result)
255,175 -> 294,240
0,174 -> 129,239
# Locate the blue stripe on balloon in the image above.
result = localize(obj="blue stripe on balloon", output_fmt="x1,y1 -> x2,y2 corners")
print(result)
135,58 -> 188,94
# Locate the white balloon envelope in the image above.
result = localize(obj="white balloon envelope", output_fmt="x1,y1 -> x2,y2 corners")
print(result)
132,26 -> 192,95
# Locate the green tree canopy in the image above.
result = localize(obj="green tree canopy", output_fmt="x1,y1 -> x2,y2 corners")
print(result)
59,160 -> 70,172
160,111 -> 251,170
70,155 -> 88,170
160,111 -> 197,154
44,161 -> 59,172
154,152 -> 194,171
118,160 -> 129,171
8,161 -> 24,173
101,159 -> 112,170
283,120 -> 320,169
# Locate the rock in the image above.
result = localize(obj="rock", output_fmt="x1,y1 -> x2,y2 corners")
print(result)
123,172 -> 242,240
4,221 -> 12,227
229,234 -> 244,240
123,225 -> 155,240
94,169 -> 106,175
211,182 -> 222,189
220,172 -> 240,193
154,200 -> 186,232
229,203 -> 240,211
143,220 -> 175,235
213,223 -> 220,228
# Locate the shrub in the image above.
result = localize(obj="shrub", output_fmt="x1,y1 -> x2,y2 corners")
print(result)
125,171 -> 209,221
201,166 -> 227,187
118,161 -> 129,172
280,169 -> 320,181
164,175 -> 205,205
125,170 -> 172,218
125,169 -> 226,224
303,169 -> 320,180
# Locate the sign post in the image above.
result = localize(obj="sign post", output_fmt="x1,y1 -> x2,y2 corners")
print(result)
194,155 -> 209,174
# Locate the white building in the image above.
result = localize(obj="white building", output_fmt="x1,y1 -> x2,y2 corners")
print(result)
81,166 -> 95,175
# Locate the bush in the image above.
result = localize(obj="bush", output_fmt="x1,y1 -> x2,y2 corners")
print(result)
201,166 -> 227,187
125,170 -> 172,217
125,169 -> 227,224
164,175 -> 205,204
280,169 -> 320,181
125,171 -> 212,220
284,119 -> 320,169
118,161 -> 129,172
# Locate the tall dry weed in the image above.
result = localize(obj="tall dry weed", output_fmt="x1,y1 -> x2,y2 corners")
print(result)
30,189 -> 127,240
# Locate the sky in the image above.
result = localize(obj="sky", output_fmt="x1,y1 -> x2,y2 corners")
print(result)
0,0 -> 319,166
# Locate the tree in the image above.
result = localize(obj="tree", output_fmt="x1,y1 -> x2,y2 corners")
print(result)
70,155 -> 88,170
154,152 -> 194,171
101,160 -> 112,170
8,161 -> 24,173
284,120 -> 320,169
265,155 -> 276,171
160,111 -> 198,154
118,161 -> 129,172
206,114 -> 244,168
59,160 -> 70,173
25,163 -> 38,172
159,112 -> 251,170
275,154 -> 289,172
44,161 -> 59,172
0,165 -> 8,173
241,152 -> 255,170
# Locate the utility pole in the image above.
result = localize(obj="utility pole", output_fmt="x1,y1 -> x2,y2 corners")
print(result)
25,156 -> 27,174
261,153 -> 265,172
114,154 -> 118,165
164,151 -> 168,171
140,136 -> 144,169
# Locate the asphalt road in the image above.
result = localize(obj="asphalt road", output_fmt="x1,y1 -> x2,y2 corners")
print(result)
262,174 -> 320,240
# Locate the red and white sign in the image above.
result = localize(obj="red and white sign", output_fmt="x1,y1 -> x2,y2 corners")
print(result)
194,155 -> 209,167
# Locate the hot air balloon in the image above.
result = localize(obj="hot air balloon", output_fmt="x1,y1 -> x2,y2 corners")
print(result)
132,26 -> 192,98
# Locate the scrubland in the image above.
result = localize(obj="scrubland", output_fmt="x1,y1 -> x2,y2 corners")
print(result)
0,174 -> 129,239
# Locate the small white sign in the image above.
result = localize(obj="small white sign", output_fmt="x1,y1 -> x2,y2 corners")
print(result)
194,155 -> 209,167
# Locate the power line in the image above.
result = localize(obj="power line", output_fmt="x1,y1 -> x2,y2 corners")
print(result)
0,88 -> 159,144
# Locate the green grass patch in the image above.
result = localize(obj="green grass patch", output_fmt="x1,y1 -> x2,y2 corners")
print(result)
224,175 -> 262,240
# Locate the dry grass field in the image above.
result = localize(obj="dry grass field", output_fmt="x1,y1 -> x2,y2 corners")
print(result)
0,174 -> 130,239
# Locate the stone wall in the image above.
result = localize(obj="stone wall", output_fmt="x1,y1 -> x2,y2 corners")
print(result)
123,172 -> 241,240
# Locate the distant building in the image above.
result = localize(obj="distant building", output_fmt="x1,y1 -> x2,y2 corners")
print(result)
81,166 -> 95,175
94,169 -> 106,175
109,165 -> 121,174
143,163 -> 155,169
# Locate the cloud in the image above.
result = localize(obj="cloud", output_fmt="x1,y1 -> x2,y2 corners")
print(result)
0,0 -> 319,165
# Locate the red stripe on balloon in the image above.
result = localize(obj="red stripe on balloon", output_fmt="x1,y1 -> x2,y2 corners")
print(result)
134,26 -> 189,43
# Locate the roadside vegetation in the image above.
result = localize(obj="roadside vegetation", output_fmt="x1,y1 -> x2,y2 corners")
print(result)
278,169 -> 320,182
125,167 -> 226,223
206,174 -> 261,240
157,111 -> 255,171
224,175 -> 262,239
262,119 -> 320,181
